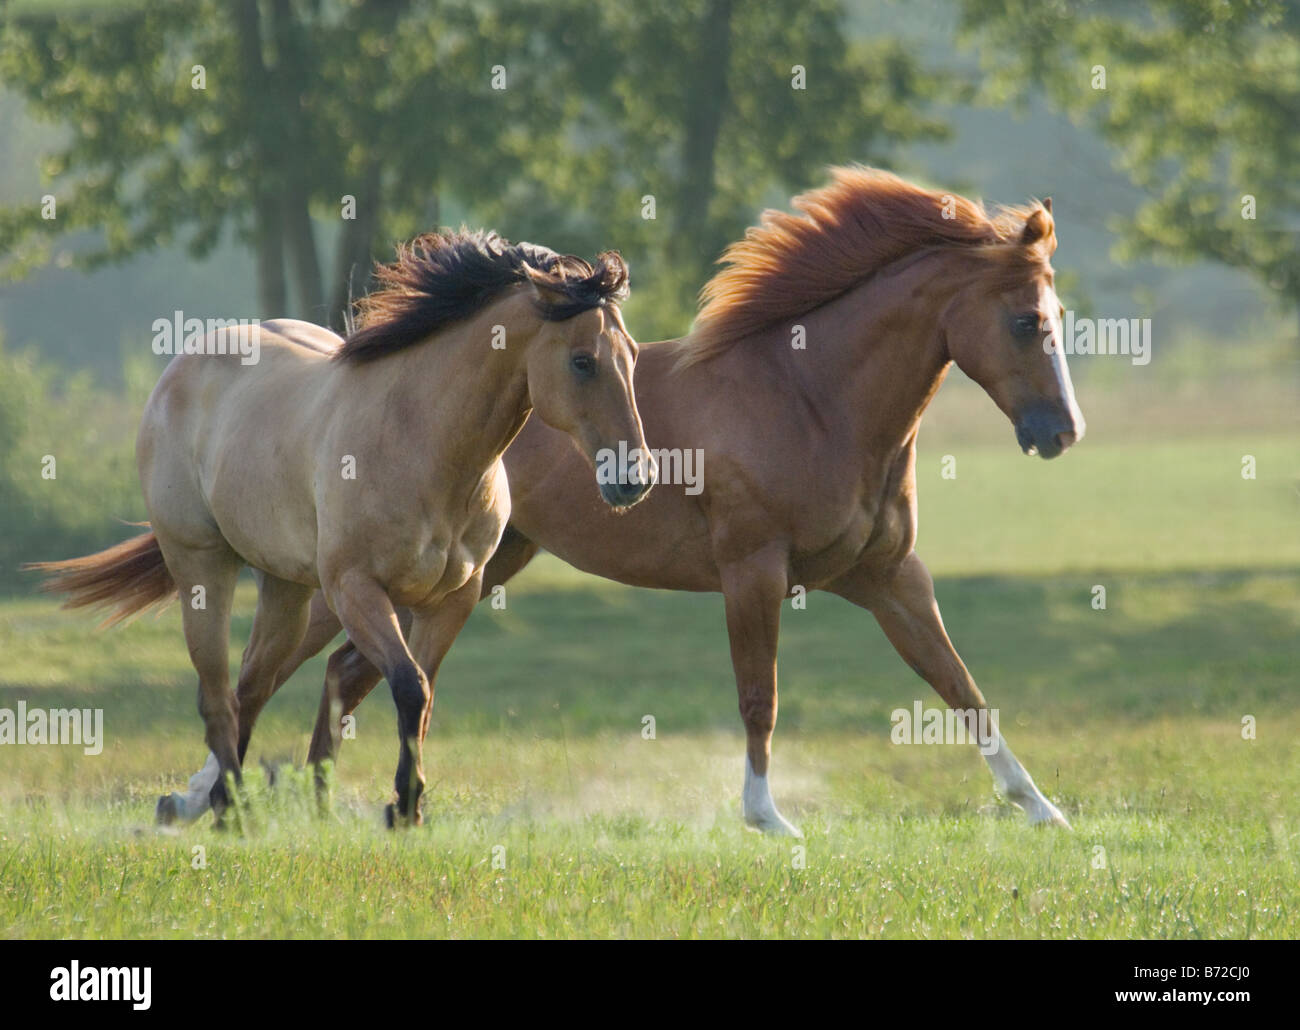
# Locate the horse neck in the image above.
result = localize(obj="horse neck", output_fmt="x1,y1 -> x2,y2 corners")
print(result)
359,303 -> 535,473
748,248 -> 962,455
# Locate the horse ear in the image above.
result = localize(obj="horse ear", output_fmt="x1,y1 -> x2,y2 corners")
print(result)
523,263 -> 570,308
1043,196 -> 1052,215
1021,206 -> 1053,245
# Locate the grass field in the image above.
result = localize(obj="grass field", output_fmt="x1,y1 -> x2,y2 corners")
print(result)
1,422 -> 1297,938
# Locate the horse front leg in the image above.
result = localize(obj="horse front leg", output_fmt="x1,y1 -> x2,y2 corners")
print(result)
720,547 -> 802,837
306,526 -> 538,771
386,573 -> 482,827
322,571 -> 434,827
830,551 -> 1070,827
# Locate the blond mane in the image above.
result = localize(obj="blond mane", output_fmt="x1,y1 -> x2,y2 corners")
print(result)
677,166 -> 1051,368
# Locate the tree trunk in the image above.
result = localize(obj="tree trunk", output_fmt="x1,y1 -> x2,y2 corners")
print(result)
234,0 -> 287,316
284,192 -> 324,322
675,0 -> 733,271
324,0 -> 413,331
270,0 -> 324,321
329,162 -> 383,333
252,199 -> 287,317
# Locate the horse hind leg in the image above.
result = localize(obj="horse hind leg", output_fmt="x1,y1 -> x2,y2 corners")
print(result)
481,524 -> 540,595
156,751 -> 222,826
150,532 -> 243,824
234,573 -> 316,764
830,552 -> 1070,828
307,637 -> 384,771
159,578 -> 328,825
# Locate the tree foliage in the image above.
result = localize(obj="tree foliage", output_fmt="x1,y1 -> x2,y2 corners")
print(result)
0,0 -> 946,337
959,0 -> 1300,330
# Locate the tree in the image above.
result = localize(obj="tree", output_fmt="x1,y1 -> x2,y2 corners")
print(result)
0,0 -> 575,328
472,0 -> 949,336
958,0 -> 1300,342
0,0 -> 947,338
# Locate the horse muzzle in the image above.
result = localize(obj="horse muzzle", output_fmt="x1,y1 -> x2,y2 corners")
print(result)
597,451 -> 657,509
1014,406 -> 1085,460
599,478 -> 653,508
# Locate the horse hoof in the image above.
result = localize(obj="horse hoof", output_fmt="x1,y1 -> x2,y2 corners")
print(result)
155,793 -> 180,826
1033,807 -> 1072,830
746,816 -> 804,839
1020,796 -> 1072,829
384,803 -> 421,829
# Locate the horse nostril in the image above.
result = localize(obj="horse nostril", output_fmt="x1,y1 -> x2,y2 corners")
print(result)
1055,430 -> 1077,451
617,478 -> 650,504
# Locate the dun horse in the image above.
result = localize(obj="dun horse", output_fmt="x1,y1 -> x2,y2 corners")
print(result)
30,231 -> 651,826
175,168 -> 1085,834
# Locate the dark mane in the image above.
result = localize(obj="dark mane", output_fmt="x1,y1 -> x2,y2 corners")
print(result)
335,229 -> 629,364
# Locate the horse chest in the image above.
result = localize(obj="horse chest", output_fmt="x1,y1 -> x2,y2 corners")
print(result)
392,477 -> 510,607
791,486 -> 915,586
853,492 -> 916,570
840,447 -> 920,574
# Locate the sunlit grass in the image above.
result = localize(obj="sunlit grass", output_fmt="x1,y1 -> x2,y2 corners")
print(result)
1,434 -> 1297,937
2,730 -> 1295,939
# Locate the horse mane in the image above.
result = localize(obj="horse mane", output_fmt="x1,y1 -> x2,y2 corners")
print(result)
677,166 -> 1052,368
335,229 -> 629,364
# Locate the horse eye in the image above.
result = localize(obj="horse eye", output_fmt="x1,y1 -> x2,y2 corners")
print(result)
570,353 -> 596,378
1011,313 -> 1041,339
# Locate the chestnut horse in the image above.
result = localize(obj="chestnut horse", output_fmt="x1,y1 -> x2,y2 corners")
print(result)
172,168 -> 1085,834
30,231 -> 651,826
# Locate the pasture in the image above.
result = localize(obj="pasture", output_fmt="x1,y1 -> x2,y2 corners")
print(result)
2,403 -> 1296,939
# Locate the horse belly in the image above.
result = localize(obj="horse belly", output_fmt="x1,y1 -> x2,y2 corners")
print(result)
216,512 -> 319,585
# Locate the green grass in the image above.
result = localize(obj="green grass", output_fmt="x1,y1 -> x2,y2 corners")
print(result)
917,428 -> 1300,576
1,433 -> 1298,938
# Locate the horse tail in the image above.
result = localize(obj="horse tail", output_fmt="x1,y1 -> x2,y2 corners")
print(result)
23,528 -> 177,627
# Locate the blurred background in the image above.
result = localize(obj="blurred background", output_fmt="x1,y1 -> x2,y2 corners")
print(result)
2,2 -> 1297,941
0,0 -> 1296,584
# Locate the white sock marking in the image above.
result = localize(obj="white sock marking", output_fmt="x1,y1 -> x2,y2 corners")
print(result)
983,730 -> 1069,827
743,756 -> 802,837
171,751 -> 219,822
